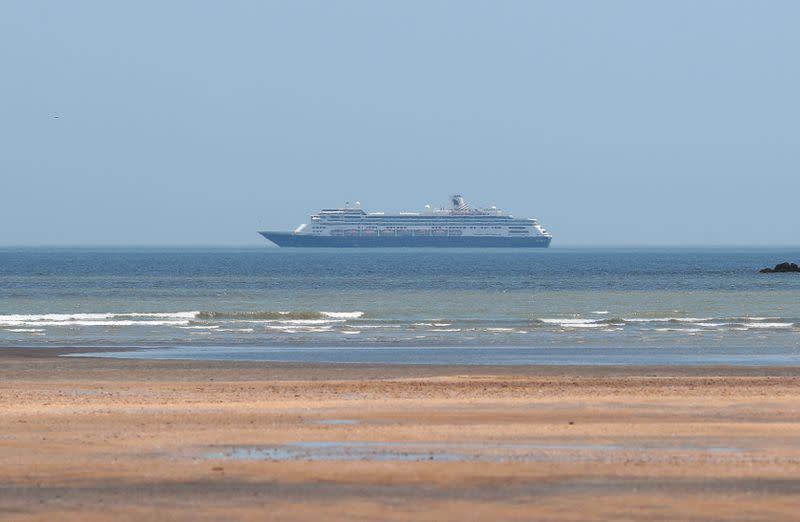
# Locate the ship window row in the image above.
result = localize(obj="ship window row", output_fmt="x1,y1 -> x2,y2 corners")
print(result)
315,216 -> 512,221
317,216 -> 514,219
315,225 -> 522,228
312,225 -> 510,232
318,220 -> 521,226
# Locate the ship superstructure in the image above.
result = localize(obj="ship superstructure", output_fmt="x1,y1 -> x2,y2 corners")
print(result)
259,195 -> 552,247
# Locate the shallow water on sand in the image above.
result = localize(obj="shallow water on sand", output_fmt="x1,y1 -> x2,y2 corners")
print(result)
206,441 -> 743,463
70,344 -> 800,365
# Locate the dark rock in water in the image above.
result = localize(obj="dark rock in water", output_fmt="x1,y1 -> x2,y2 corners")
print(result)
759,262 -> 800,273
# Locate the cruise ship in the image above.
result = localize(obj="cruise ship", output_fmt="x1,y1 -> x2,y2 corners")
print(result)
259,195 -> 552,248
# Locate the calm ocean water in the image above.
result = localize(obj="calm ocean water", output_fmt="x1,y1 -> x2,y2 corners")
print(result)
1,247 -> 799,364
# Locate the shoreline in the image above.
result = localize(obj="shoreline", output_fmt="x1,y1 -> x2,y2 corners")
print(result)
5,346 -> 800,377
20,342 -> 800,368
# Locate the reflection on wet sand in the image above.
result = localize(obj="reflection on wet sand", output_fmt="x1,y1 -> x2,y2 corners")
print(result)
3,353 -> 800,521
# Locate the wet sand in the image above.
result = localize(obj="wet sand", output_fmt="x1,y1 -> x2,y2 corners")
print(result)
2,348 -> 800,521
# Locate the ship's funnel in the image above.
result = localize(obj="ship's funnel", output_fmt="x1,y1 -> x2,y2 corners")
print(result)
451,195 -> 467,210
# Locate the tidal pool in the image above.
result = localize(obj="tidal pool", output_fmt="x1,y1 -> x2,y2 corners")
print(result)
203,441 -> 742,463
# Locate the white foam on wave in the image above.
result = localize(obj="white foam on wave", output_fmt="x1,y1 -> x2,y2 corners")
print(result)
654,327 -> 704,333
0,311 -> 199,322
591,311 -> 610,315
624,317 -> 712,323
320,311 -> 364,319
178,325 -> 221,330
0,313 -> 113,322
264,325 -> 334,333
540,318 -> 597,324
358,324 -> 401,329
4,328 -> 46,333
272,319 -> 345,325
236,319 -> 344,325
625,316 -> 790,324
4,320 -> 191,327
0,311 -> 200,328
741,322 -> 794,329
117,311 -> 200,319
539,318 -> 603,328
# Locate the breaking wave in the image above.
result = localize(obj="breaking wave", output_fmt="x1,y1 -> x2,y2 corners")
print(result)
532,316 -> 799,330
195,311 -> 364,320
0,310 -> 365,328
0,312 -> 198,327
0,309 -> 797,348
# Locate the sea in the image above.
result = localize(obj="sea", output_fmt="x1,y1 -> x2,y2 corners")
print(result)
1,247 -> 799,365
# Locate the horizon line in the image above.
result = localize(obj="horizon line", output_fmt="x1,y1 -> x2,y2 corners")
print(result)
0,244 -> 799,250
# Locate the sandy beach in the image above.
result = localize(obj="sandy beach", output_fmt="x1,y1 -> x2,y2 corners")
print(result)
2,349 -> 800,521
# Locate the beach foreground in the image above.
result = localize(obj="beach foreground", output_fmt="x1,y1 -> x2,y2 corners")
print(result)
2,350 -> 800,521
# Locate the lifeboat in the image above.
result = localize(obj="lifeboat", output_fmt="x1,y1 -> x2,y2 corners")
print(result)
413,229 -> 431,236
380,229 -> 395,236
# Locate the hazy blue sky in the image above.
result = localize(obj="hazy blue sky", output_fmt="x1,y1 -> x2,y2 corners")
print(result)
1,1 -> 798,246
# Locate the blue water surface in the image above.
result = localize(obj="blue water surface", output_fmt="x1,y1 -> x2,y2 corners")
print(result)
1,247 -> 799,363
